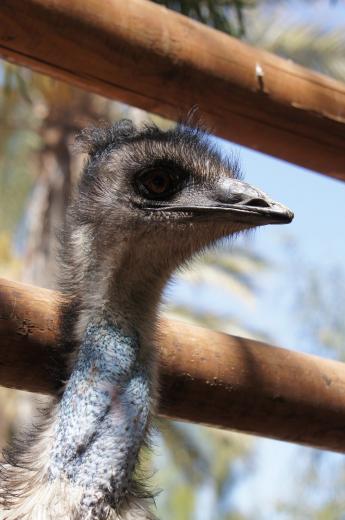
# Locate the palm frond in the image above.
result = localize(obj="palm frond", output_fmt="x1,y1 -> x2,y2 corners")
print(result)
246,9 -> 345,81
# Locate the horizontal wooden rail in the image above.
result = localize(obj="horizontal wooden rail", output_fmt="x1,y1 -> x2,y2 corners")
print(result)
1,0 -> 345,180
1,278 -> 345,453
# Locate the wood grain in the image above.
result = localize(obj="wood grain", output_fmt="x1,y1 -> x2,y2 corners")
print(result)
2,277 -> 345,453
0,0 -> 344,179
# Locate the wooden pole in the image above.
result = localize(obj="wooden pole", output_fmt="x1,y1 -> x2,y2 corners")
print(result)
0,0 -> 345,180
2,277 -> 345,453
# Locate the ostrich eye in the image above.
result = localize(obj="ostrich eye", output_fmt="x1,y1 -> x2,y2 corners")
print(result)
136,169 -> 181,200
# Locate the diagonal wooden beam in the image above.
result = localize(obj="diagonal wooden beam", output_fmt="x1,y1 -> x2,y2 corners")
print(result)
0,0 -> 345,180
1,277 -> 345,453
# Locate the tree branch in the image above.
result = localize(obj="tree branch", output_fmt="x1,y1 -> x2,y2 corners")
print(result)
0,0 -> 344,179
1,277 -> 345,453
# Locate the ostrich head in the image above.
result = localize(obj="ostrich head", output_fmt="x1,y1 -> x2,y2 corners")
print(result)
63,119 -> 293,336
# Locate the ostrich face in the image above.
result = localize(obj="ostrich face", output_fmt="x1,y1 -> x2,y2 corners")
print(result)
132,162 -> 292,228
74,120 -> 293,269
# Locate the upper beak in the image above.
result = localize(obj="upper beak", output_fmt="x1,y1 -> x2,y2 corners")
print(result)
198,178 -> 294,226
150,178 -> 294,226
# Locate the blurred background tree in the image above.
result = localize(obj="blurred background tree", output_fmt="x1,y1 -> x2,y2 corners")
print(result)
155,0 -> 255,37
1,0 -> 345,518
158,0 -> 345,82
269,265 -> 345,520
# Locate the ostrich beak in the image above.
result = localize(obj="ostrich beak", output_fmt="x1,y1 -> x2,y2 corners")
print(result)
150,178 -> 294,227
189,178 -> 294,226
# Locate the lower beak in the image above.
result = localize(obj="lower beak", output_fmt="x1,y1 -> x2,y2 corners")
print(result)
166,203 -> 293,225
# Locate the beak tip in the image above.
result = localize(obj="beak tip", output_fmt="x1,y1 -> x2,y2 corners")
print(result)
270,201 -> 294,224
285,209 -> 294,223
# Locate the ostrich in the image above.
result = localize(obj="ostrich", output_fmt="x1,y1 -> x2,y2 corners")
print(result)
0,119 -> 293,519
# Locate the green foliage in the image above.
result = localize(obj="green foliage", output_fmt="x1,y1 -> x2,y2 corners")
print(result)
269,257 -> 345,519
154,0 -> 256,37
0,63 -> 42,277
0,132 -> 38,233
294,265 -> 345,359
155,1 -> 345,81
0,63 -> 42,234
155,421 -> 252,519
166,245 -> 271,341
246,11 -> 345,81
275,450 -> 345,519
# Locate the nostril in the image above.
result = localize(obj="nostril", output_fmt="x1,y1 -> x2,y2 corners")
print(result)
246,198 -> 271,208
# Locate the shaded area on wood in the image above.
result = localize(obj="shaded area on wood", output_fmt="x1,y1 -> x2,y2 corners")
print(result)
1,277 -> 345,454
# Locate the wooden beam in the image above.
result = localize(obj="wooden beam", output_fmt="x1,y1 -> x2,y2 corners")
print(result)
0,0 -> 345,180
2,277 -> 345,453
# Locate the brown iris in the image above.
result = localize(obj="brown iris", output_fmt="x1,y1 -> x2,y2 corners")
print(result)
136,168 -> 179,199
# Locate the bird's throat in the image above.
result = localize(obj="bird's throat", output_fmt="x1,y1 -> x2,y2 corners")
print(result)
48,316 -> 151,510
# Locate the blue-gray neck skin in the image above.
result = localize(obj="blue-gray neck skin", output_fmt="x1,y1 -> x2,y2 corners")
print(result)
48,314 -> 151,511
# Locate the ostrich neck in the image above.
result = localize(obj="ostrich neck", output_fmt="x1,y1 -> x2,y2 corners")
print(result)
46,245 -> 167,512
76,244 -> 169,341
49,308 -> 154,511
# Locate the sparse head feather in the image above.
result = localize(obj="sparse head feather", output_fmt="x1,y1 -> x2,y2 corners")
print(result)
75,118 -> 242,181
72,119 -> 243,233
75,119 -> 140,156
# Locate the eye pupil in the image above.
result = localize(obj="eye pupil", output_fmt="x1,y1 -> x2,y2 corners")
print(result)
150,174 -> 167,193
136,168 -> 179,199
